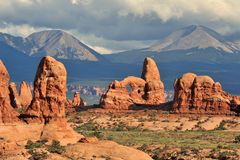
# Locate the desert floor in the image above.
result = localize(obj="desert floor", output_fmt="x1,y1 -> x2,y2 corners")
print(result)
67,108 -> 240,159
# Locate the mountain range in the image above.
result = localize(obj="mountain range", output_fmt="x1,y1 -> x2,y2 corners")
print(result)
0,30 -> 105,62
106,25 -> 240,64
1,25 -> 240,96
1,25 -> 240,64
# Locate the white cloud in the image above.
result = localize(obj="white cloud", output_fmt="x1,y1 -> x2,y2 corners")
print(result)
1,0 -> 240,52
92,46 -> 112,54
119,0 -> 240,24
0,23 -> 49,37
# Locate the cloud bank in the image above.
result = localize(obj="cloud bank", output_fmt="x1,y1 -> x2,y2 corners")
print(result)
0,0 -> 240,53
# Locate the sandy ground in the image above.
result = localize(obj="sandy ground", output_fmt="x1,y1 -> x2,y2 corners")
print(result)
70,108 -> 240,131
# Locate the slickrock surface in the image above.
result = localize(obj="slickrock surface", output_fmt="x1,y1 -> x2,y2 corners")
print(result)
64,140 -> 152,160
100,57 -> 165,109
0,60 -> 19,123
173,73 -> 236,114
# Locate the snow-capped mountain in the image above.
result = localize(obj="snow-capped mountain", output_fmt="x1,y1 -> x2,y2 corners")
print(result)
105,25 -> 240,64
0,30 -> 105,61
149,25 -> 239,53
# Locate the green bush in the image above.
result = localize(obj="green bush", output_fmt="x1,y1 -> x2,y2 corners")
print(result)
25,139 -> 47,150
76,121 -> 99,131
47,140 -> 65,154
215,120 -> 226,130
234,135 -> 240,143
29,150 -> 48,160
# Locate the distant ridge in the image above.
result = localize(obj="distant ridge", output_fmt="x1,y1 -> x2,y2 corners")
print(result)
0,30 -> 105,62
105,25 -> 240,64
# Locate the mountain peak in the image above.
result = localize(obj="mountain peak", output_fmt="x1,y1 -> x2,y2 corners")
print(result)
149,25 -> 237,53
0,29 -> 105,61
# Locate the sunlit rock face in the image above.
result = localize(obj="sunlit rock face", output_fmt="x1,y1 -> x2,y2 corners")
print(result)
26,56 -> 67,122
0,60 -> 20,123
72,92 -> 85,107
26,56 -> 82,144
100,57 -> 165,109
9,81 -> 32,109
172,73 -> 234,114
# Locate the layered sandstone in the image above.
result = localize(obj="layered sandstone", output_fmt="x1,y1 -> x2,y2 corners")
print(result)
100,57 -> 165,109
0,60 -> 19,123
72,92 -> 84,107
142,57 -> 165,104
19,81 -> 32,108
173,73 -> 234,114
26,56 -> 82,144
26,56 -> 67,122
9,82 -> 21,108
9,81 -> 32,109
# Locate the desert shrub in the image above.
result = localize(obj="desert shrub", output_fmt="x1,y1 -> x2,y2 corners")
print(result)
137,144 -> 149,152
138,117 -> 145,122
151,148 -> 161,160
218,151 -> 238,160
215,120 -> 238,131
107,135 -> 114,140
47,140 -> 65,154
215,120 -> 226,130
111,122 -> 140,131
92,131 -> 105,139
234,135 -> 240,143
17,108 -> 27,114
77,121 -> 99,131
29,150 -> 48,160
25,139 -> 47,150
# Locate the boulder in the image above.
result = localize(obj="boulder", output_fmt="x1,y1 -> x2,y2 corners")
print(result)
100,57 -> 165,109
173,73 -> 233,114
0,60 -> 20,123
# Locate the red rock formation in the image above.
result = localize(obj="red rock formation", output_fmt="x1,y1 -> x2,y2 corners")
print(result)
0,60 -> 19,123
173,73 -> 233,114
9,82 -> 21,108
26,56 -> 82,144
142,57 -> 165,104
19,81 -> 32,108
100,57 -> 165,109
9,81 -> 32,109
101,77 -> 146,110
72,92 -> 84,107
26,56 -> 67,122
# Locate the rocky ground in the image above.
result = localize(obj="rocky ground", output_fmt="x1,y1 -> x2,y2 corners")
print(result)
67,108 -> 240,159
1,56 -> 240,160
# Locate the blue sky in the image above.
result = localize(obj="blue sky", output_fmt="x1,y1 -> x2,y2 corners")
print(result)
0,0 -> 239,54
